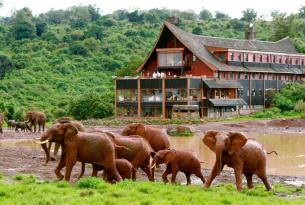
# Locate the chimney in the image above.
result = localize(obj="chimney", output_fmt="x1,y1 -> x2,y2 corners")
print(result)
245,23 -> 256,40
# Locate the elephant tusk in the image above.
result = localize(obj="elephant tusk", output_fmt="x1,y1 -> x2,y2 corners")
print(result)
35,139 -> 50,144
34,137 -> 41,140
151,163 -> 156,170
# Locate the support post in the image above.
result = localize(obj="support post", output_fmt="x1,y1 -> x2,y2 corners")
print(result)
162,78 -> 166,118
249,73 -> 252,109
263,73 -> 266,108
137,79 -> 141,118
187,77 -> 190,105
114,79 -> 117,118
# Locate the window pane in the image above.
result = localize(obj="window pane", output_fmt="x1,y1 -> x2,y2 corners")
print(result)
158,52 -> 182,66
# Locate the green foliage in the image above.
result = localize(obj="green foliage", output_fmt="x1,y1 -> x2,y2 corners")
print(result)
215,11 -> 231,20
0,53 -> 14,79
192,27 -> 203,35
77,177 -> 102,189
12,8 -> 36,40
294,100 -> 305,112
254,107 -> 281,118
68,91 -> 114,120
69,42 -> 89,56
199,8 -> 213,20
241,8 -> 257,22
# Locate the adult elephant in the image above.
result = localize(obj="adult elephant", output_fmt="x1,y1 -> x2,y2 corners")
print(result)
37,123 -> 122,182
121,123 -> 170,152
0,114 -> 4,134
45,119 -> 86,163
25,111 -> 46,132
78,132 -> 153,181
203,131 -> 272,191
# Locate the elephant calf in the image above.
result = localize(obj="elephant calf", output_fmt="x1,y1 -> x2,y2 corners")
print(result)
15,121 -> 31,132
7,120 -> 16,130
151,149 -> 205,185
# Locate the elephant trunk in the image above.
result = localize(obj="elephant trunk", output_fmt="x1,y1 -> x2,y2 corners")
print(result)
215,142 -> 224,176
41,142 -> 50,163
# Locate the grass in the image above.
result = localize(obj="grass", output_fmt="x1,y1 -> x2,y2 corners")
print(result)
0,175 -> 304,205
167,130 -> 194,137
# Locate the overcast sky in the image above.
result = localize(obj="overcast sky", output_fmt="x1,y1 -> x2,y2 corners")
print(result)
0,0 -> 304,19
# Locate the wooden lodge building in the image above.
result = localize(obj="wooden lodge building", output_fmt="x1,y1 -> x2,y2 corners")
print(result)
114,21 -> 305,119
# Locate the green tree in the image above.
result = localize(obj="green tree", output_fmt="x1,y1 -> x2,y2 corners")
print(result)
85,23 -> 104,40
192,27 -> 203,35
115,56 -> 142,77
12,8 -> 36,40
0,53 -> 14,79
69,6 -> 91,28
69,42 -> 89,56
298,6 -> 305,19
241,8 -> 257,22
215,11 -> 230,20
127,10 -> 144,23
35,19 -> 47,37
199,8 -> 212,20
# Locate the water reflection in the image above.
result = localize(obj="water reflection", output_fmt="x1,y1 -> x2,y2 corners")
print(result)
169,133 -> 305,176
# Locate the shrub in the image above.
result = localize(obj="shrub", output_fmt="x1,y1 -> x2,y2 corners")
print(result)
294,100 -> 305,112
68,91 -> 114,120
254,107 -> 281,118
77,177 -> 101,189
69,42 -> 89,56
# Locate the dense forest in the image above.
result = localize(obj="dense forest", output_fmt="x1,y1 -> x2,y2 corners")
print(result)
0,5 -> 305,120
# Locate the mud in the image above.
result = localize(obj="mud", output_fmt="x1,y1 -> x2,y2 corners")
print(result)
0,119 -> 304,191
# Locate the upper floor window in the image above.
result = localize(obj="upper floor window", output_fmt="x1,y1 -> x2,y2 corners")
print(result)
296,59 -> 299,65
245,54 -> 248,62
272,56 -> 276,63
289,58 -> 293,64
229,52 -> 234,61
238,53 -> 241,61
279,58 -> 282,64
253,55 -> 256,62
259,55 -> 263,62
158,52 -> 182,67
266,55 -> 269,63
302,59 -> 305,65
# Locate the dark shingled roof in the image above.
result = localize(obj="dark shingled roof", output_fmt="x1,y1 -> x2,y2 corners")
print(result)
203,80 -> 243,88
208,99 -> 247,107
137,22 -> 305,74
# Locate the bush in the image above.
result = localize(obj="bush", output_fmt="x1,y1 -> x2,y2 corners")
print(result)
294,100 -> 305,112
77,177 -> 102,189
68,91 -> 114,120
254,107 -> 281,118
69,42 -> 89,56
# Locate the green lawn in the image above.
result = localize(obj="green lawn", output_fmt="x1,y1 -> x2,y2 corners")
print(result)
0,176 -> 304,205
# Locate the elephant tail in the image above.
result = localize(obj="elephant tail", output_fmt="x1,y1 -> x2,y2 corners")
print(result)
267,150 -> 278,155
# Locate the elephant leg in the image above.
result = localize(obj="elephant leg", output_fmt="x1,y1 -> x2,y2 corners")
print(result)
131,167 -> 137,180
162,165 -> 171,183
257,173 -> 272,191
205,164 -> 223,188
141,166 -> 153,182
78,162 -> 86,179
234,168 -> 243,192
34,123 -> 37,132
244,173 -> 254,189
91,165 -> 99,177
64,154 -> 77,181
194,169 -> 206,185
170,168 -> 178,184
54,152 -> 66,180
185,173 -> 191,185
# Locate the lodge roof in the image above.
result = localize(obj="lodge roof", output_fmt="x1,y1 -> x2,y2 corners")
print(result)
137,21 -> 304,74
203,80 -> 243,89
208,99 -> 247,107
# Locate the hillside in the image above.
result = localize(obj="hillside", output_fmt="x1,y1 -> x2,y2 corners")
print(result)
0,6 -> 305,120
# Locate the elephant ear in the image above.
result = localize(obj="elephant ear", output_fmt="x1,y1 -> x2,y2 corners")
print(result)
62,123 -> 78,143
164,150 -> 176,164
134,123 -> 146,137
227,132 -> 247,155
203,131 -> 218,153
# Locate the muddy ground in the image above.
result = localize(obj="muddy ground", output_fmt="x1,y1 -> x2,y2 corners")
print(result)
0,118 -> 304,192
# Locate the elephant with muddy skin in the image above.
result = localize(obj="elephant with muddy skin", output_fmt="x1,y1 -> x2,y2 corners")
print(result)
203,131 -> 273,191
25,111 -> 46,132
37,122 -> 122,182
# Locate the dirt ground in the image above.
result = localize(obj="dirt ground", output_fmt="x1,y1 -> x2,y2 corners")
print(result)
0,118 -> 304,191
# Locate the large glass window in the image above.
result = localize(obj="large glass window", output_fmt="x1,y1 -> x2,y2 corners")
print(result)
142,89 -> 162,102
158,52 -> 182,67
166,89 -> 187,101
117,89 -> 138,102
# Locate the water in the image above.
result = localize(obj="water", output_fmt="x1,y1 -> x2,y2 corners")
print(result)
0,133 -> 304,176
169,133 -> 305,176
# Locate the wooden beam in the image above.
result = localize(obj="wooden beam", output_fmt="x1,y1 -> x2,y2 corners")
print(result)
162,78 -> 166,118
187,78 -> 190,105
156,48 -> 184,52
114,79 -> 117,118
137,79 -> 141,118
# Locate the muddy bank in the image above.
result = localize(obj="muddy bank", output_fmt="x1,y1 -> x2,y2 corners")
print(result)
0,118 -> 304,189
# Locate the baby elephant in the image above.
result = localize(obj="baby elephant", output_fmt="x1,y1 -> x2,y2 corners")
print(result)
79,159 -> 134,183
203,131 -> 272,191
151,149 -> 205,185
15,121 -> 31,132
7,120 -> 16,130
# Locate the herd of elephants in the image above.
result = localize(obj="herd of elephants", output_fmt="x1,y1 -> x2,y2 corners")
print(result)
0,111 -> 275,192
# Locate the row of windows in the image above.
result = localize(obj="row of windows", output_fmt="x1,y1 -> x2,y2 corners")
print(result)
218,72 -> 303,81
229,52 -> 305,65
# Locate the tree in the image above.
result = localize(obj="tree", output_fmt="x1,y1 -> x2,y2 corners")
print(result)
299,6 -> 305,19
199,8 -> 212,20
88,5 -> 101,21
127,10 -> 144,23
69,42 -> 89,56
192,27 -> 203,35
115,56 -> 142,77
12,8 -> 36,40
242,8 -> 257,22
35,19 -> 47,37
0,53 -> 14,79
215,11 -> 230,20
85,23 -> 104,40
68,6 -> 91,28
180,10 -> 196,21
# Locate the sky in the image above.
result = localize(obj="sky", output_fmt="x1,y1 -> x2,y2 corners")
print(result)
0,0 -> 304,19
